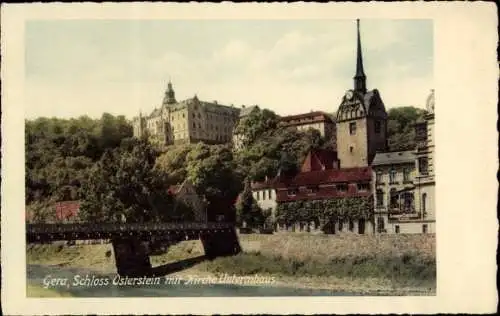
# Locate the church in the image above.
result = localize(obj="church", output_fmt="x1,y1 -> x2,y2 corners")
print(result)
252,20 -> 435,234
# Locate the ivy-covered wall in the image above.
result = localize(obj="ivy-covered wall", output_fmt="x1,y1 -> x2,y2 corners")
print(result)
275,196 -> 374,229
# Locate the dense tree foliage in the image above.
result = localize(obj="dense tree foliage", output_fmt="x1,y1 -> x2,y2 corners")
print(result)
235,181 -> 266,228
387,106 -> 426,151
79,138 -> 185,223
25,114 -> 133,204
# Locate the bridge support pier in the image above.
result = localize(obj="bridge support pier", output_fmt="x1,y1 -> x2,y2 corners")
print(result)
200,227 -> 241,259
112,239 -> 152,276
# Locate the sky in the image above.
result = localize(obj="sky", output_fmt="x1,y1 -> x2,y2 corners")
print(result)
25,19 -> 433,119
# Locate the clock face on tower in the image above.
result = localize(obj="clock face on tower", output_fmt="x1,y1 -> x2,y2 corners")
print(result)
345,90 -> 354,100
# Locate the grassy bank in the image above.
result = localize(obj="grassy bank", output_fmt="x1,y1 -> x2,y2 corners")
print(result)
27,233 -> 436,294
26,284 -> 73,297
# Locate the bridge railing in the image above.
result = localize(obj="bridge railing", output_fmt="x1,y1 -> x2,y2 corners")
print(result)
27,221 -> 233,235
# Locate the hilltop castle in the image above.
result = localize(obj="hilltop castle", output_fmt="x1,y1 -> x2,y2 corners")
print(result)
132,82 -> 241,146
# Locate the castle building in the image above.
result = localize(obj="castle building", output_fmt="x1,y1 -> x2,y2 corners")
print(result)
280,111 -> 337,148
133,81 -> 241,146
335,20 -> 388,168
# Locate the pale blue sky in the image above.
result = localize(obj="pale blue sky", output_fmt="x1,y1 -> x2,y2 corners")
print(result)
25,19 -> 433,119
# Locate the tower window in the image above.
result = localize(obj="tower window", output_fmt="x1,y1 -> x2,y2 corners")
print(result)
349,122 -> 356,135
375,121 -> 381,134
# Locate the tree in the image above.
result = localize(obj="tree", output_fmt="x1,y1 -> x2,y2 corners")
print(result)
234,108 -> 279,147
235,181 -> 265,228
185,143 -> 243,222
79,138 -> 176,223
387,106 -> 426,151
155,144 -> 193,184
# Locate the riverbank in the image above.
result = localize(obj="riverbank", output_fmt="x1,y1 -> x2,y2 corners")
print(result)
26,233 -> 436,295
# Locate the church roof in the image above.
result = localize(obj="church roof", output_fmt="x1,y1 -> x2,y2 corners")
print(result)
371,151 -> 415,166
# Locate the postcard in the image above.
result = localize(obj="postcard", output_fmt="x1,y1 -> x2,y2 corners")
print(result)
1,2 -> 497,315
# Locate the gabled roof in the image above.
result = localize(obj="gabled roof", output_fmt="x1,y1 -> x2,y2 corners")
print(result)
371,151 -> 415,166
301,149 -> 338,172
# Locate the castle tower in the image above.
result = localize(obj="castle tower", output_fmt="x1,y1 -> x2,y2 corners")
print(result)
335,20 -> 388,168
162,80 -> 177,105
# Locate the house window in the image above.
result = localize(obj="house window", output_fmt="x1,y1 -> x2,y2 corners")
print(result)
377,217 -> 385,233
338,221 -> 343,231
357,183 -> 369,192
349,146 -> 354,153
422,224 -> 428,234
418,157 -> 429,175
389,168 -> 397,184
376,171 -> 382,184
395,225 -> 400,234
306,186 -> 319,194
337,183 -> 348,193
390,188 -> 398,209
403,168 -> 411,183
375,120 -> 381,134
349,220 -> 354,232
256,191 -> 260,200
263,190 -> 267,200
268,189 -> 272,199
193,122 -> 196,128
349,122 -> 356,135
422,193 -> 427,213
376,189 -> 384,207
287,189 -> 297,196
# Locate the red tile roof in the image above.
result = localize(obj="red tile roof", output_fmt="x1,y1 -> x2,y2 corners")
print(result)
276,188 -> 371,202
55,201 -> 80,221
275,167 -> 372,188
301,149 -> 338,172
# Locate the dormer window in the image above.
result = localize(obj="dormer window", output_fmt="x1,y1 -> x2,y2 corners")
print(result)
287,189 -> 297,196
337,183 -> 348,193
357,183 -> 370,192
306,186 -> 319,195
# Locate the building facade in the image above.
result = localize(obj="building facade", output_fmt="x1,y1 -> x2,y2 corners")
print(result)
280,111 -> 337,147
273,149 -> 374,234
413,89 -> 436,233
133,81 -> 241,146
371,89 -> 436,234
335,20 -> 388,168
251,178 -> 278,222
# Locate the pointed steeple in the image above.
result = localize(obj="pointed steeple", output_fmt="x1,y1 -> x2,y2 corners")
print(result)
354,19 -> 367,93
163,79 -> 176,105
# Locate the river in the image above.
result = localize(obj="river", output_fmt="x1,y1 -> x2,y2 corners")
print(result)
27,265 -> 362,297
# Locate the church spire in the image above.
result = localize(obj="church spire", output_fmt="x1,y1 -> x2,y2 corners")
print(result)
163,79 -> 176,105
354,19 -> 367,93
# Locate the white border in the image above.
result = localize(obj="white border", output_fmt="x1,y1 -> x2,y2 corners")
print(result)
1,2 -> 498,315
